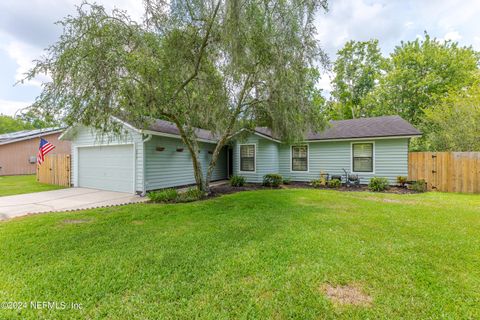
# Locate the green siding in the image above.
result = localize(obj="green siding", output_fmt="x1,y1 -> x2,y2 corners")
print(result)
280,139 -> 409,185
233,134 -> 409,185
144,135 -> 227,190
232,135 -> 279,183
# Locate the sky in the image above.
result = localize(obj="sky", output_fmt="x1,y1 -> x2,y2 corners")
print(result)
1,0 -> 480,116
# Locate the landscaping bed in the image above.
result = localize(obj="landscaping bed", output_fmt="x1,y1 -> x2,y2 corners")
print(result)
209,181 -> 418,197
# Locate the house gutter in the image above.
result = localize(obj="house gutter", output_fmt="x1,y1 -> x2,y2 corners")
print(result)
141,134 -> 153,196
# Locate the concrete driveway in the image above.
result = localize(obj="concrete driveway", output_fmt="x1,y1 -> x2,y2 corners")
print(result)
0,188 -> 147,221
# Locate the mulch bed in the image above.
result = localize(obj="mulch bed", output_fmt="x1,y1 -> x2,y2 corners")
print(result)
147,181 -> 418,204
209,181 -> 418,197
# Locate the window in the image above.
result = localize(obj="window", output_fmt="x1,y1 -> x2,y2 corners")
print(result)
292,145 -> 308,171
240,144 -> 255,172
352,143 -> 373,172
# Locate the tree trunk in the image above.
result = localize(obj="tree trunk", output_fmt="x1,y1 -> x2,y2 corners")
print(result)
351,105 -> 356,119
191,153 -> 207,193
205,139 -> 227,190
170,118 -> 208,195
205,74 -> 253,189
186,141 -> 208,194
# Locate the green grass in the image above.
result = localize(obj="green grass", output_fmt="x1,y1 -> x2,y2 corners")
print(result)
0,175 -> 65,196
0,189 -> 479,319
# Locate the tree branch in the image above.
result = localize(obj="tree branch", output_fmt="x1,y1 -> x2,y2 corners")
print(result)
206,73 -> 254,185
170,0 -> 221,103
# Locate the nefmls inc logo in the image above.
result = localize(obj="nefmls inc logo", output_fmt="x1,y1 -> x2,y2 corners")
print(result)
30,301 -> 82,310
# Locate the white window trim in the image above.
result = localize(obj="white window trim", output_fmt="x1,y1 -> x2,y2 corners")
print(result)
350,141 -> 375,174
74,143 -> 136,194
290,144 -> 309,173
238,143 -> 257,173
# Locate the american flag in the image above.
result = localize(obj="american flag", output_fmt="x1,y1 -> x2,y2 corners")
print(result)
37,138 -> 55,165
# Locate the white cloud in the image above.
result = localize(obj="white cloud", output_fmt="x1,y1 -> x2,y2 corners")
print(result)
404,21 -> 414,29
0,99 -> 32,116
318,72 -> 333,94
442,31 -> 462,42
0,0 -> 143,90
1,39 -> 49,87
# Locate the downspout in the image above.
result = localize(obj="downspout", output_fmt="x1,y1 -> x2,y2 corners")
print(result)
141,133 -> 153,196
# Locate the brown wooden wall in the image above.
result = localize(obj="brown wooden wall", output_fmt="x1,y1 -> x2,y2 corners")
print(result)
0,132 -> 71,176
409,152 -> 480,193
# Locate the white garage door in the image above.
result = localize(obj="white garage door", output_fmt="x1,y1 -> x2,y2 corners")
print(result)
77,145 -> 134,193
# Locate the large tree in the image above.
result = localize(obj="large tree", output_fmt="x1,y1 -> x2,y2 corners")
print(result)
329,39 -> 384,119
423,81 -> 480,151
369,33 -> 479,126
25,0 -> 329,193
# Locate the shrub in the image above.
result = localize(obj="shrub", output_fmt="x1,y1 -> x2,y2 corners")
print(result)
369,177 -> 389,192
310,179 -> 322,188
410,179 -> 427,192
230,175 -> 246,187
148,188 -> 178,203
282,177 -> 291,185
263,174 -> 283,187
328,178 -> 341,188
396,176 -> 408,187
178,187 -> 203,202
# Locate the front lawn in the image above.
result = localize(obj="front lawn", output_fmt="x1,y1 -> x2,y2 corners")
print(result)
0,189 -> 479,319
0,175 -> 65,196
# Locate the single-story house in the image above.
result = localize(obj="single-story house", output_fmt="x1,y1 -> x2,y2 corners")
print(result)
0,127 -> 71,176
60,115 -> 421,194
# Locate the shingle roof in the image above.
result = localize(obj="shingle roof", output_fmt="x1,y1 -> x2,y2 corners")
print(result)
255,116 -> 421,141
146,119 -> 218,142
129,115 -> 420,142
0,127 -> 65,145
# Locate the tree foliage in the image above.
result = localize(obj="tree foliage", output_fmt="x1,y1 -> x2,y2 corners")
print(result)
0,115 -> 34,134
423,82 -> 480,151
329,39 -> 384,119
25,0 -> 329,192
328,33 -> 480,151
370,33 -> 479,126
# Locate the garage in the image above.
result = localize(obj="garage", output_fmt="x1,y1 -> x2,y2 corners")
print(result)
77,144 -> 134,193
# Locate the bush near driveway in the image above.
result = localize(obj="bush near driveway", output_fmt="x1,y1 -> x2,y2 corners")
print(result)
0,189 -> 479,319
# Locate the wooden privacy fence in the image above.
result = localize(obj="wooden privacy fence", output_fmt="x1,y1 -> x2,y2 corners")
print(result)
409,152 -> 480,193
37,154 -> 71,187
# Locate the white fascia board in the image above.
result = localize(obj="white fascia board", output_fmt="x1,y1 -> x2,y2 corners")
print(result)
306,135 -> 422,143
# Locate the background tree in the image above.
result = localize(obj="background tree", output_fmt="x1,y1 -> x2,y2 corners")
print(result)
25,0 -> 329,193
329,39 -> 384,119
369,33 -> 479,127
423,82 -> 480,151
0,115 -> 34,134
16,109 -> 60,129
